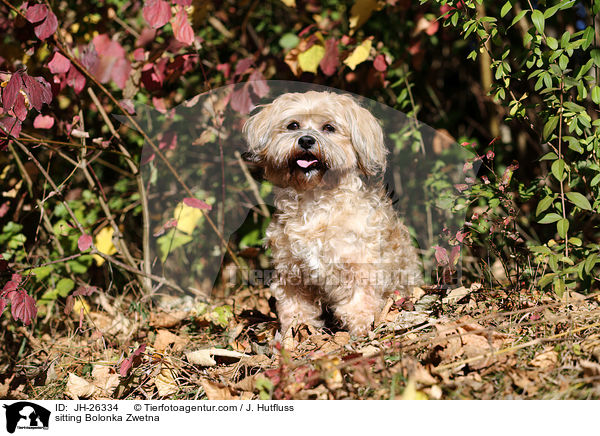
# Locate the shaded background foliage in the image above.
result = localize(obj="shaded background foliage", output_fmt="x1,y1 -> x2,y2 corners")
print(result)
0,0 -> 599,326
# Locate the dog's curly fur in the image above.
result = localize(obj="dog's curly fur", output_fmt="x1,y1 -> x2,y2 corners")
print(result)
243,91 -> 422,335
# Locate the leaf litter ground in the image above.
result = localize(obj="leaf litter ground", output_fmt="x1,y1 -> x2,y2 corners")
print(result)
3,283 -> 600,400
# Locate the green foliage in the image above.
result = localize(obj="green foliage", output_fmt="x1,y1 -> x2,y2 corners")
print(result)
427,0 -> 600,293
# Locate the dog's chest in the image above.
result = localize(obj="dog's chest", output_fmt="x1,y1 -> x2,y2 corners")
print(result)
268,189 -> 382,270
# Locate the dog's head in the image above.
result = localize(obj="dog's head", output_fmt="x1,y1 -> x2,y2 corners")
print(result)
242,91 -> 387,190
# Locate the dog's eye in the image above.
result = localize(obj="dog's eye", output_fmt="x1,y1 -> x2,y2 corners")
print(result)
287,121 -> 300,130
323,124 -> 335,133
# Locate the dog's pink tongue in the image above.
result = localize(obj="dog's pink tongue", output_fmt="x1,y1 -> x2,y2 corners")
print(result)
297,159 -> 318,168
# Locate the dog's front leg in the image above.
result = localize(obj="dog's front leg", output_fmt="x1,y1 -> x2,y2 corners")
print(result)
271,280 -> 323,333
332,288 -> 383,336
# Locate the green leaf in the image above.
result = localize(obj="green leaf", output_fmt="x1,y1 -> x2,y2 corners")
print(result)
566,191 -> 592,210
591,173 -> 600,186
583,27 -> 595,50
592,49 -> 600,68
553,277 -> 565,297
585,253 -> 598,274
557,218 -> 569,238
510,9 -> 528,28
531,9 -> 544,34
32,265 -> 53,281
551,159 -> 566,182
536,195 -> 555,215
279,33 -> 299,50
56,278 -> 75,298
501,1 -> 512,17
558,54 -> 568,70
538,212 -> 562,224
546,36 -> 558,50
543,116 -> 558,140
540,152 -> 558,161
592,86 -> 600,105
538,273 -> 556,288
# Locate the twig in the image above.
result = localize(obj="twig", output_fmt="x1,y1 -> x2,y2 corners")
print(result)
235,151 -> 270,218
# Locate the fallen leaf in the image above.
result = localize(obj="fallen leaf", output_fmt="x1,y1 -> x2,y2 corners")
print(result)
186,348 -> 247,366
399,378 -> 427,400
153,329 -> 188,352
149,310 -> 188,328
200,379 -> 233,400
65,373 -> 96,399
91,365 -> 119,397
154,357 -> 178,397
529,349 -> 558,370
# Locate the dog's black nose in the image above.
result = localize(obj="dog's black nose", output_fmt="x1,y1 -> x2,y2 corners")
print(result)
298,135 -> 316,150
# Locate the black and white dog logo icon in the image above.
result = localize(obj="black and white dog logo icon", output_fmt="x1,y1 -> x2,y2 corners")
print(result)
3,402 -> 50,433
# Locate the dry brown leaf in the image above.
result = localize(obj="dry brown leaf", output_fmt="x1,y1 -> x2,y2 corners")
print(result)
333,331 -> 350,346
201,379 -> 234,400
186,348 -> 247,367
91,365 -> 119,397
580,360 -> 600,377
359,345 -> 380,357
154,329 -> 188,352
186,350 -> 216,366
65,373 -> 96,399
150,310 -> 188,328
154,358 -> 178,397
529,349 -> 558,370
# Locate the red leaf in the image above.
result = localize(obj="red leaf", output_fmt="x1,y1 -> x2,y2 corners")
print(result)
249,70 -> 269,98
0,202 -> 8,218
183,197 -> 212,210
66,67 -> 86,93
0,298 -> 6,315
158,131 -> 177,150
22,74 -> 52,111
230,84 -> 253,114
143,0 -> 171,29
13,92 -> 28,121
9,290 -> 37,325
320,38 -> 339,76
2,72 -> 22,111
0,117 -> 22,138
234,57 -> 254,76
426,19 -> 440,35
33,114 -> 54,129
78,233 -> 93,251
173,0 -> 192,5
449,245 -> 461,265
373,54 -> 387,72
111,57 -> 131,89
73,285 -> 98,297
48,52 -> 71,74
172,8 -> 194,45
25,4 -> 48,23
34,9 -> 58,40
434,245 -> 449,266
120,344 -> 146,377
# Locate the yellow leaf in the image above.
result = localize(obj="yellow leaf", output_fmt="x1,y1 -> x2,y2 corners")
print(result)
280,0 -> 296,6
343,39 -> 372,70
93,226 -> 117,266
400,377 -> 428,400
174,202 -> 203,234
298,44 -> 325,74
349,0 -> 381,30
154,357 -> 179,397
72,298 -> 90,316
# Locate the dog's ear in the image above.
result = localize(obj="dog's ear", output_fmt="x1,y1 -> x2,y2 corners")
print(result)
341,95 -> 387,176
242,103 -> 274,154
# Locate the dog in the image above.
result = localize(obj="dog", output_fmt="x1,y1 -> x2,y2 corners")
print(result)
243,91 -> 422,336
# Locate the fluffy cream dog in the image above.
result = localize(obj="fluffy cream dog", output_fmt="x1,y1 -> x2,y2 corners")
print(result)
243,91 -> 422,336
